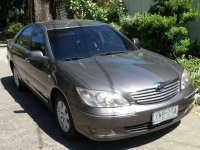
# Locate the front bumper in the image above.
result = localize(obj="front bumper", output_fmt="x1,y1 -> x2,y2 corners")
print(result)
70,85 -> 195,141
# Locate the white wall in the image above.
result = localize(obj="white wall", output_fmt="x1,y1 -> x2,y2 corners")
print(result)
189,0 -> 200,46
123,0 -> 156,15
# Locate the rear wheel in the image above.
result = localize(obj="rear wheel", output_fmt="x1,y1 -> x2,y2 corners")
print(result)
13,67 -> 23,90
55,94 -> 76,138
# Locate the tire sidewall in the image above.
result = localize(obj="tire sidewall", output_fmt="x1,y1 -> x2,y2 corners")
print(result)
13,67 -> 23,90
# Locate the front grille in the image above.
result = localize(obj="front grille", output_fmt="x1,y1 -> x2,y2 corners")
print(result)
131,79 -> 180,104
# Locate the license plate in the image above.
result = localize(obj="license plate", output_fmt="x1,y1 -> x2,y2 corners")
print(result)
152,106 -> 178,125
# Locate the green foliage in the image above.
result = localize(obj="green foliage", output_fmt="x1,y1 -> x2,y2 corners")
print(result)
119,17 -> 137,38
110,22 -> 121,31
105,0 -> 127,23
149,0 -> 200,25
165,26 -> 190,55
5,23 -> 23,35
120,0 -> 200,57
120,15 -> 190,56
177,58 -> 200,92
0,0 -> 26,28
57,0 -> 126,23
172,39 -> 191,55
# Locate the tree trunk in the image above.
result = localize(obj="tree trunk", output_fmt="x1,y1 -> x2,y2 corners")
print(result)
34,0 -> 53,22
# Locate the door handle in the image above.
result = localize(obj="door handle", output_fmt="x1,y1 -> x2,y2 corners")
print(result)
25,58 -> 30,63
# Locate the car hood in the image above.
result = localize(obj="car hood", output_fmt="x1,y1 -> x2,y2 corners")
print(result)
58,49 -> 183,93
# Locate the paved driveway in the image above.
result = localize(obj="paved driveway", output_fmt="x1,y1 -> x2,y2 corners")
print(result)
0,46 -> 200,150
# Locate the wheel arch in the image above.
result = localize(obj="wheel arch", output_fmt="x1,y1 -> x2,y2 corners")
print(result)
50,87 -> 68,112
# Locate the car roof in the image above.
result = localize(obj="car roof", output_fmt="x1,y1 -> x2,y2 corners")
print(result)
33,19 -> 106,31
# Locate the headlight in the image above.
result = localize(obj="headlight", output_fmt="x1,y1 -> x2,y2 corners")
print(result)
181,69 -> 190,90
76,87 -> 130,107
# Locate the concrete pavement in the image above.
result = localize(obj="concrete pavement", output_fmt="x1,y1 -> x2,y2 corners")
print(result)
0,46 -> 200,150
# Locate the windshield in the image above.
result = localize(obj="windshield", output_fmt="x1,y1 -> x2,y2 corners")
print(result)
48,25 -> 137,60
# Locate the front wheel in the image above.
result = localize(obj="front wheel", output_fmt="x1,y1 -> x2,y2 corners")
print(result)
55,94 -> 77,138
13,67 -> 24,90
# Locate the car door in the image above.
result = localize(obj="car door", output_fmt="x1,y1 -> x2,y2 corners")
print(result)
12,27 -> 34,82
25,26 -> 51,99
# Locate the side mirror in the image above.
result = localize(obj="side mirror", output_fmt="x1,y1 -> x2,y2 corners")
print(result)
29,51 -> 44,60
132,38 -> 140,46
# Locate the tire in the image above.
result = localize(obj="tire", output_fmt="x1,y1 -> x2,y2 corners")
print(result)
13,67 -> 24,90
55,94 -> 77,138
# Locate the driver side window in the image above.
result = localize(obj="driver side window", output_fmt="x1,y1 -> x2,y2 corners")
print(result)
31,27 -> 46,55
16,27 -> 33,50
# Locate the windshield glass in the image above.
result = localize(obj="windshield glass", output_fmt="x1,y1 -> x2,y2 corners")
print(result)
48,25 -> 137,60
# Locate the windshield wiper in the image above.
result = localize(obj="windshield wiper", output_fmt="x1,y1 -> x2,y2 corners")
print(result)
94,51 -> 127,56
63,57 -> 85,61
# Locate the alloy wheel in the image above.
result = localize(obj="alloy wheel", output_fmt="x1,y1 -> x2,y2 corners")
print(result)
56,100 -> 70,132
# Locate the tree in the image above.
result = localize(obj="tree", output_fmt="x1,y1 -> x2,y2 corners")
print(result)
33,0 -> 52,22
0,0 -> 26,28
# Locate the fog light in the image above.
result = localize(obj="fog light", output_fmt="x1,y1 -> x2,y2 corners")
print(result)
90,128 -> 116,136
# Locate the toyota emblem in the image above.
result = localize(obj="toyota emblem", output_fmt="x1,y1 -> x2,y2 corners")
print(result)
156,84 -> 165,92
